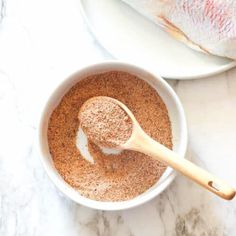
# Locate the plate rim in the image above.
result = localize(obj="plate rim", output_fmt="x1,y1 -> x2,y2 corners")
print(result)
79,0 -> 236,80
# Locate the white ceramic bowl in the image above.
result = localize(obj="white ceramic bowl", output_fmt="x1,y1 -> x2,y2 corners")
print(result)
38,61 -> 188,211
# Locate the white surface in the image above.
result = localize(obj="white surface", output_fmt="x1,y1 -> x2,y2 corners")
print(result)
38,61 -> 187,211
76,126 -> 127,163
76,128 -> 94,163
79,0 -> 236,80
0,0 -> 236,234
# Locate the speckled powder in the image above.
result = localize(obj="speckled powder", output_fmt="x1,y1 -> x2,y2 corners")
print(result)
79,96 -> 132,148
47,71 -> 172,201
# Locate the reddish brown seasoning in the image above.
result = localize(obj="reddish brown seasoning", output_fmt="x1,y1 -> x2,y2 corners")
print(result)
79,97 -> 132,148
47,71 -> 172,201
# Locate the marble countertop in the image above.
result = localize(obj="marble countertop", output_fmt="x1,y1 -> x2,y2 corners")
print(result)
0,0 -> 236,235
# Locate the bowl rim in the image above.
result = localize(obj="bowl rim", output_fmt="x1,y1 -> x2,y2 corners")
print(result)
38,60 -> 188,211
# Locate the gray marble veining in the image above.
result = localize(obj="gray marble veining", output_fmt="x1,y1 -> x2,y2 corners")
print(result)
0,0 -> 6,23
0,0 -> 236,235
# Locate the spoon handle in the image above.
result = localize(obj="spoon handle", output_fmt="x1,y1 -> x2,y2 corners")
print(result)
131,133 -> 235,200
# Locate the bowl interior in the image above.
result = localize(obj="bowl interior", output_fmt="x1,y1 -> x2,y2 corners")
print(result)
39,62 -> 187,210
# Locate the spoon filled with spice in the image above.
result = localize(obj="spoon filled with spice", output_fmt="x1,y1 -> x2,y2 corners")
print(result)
79,96 -> 235,200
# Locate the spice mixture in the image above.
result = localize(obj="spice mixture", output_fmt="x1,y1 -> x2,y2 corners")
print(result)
47,71 -> 172,201
79,96 -> 132,148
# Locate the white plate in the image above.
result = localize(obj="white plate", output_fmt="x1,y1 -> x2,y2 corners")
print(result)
79,0 -> 236,80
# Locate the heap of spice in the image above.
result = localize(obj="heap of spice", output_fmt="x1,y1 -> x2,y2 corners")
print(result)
47,71 -> 172,201
79,96 -> 132,148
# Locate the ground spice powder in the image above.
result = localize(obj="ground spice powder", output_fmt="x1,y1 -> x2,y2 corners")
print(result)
79,96 -> 132,148
47,71 -> 172,201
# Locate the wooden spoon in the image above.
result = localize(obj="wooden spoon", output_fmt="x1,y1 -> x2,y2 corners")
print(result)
79,96 -> 235,200
108,97 -> 235,200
